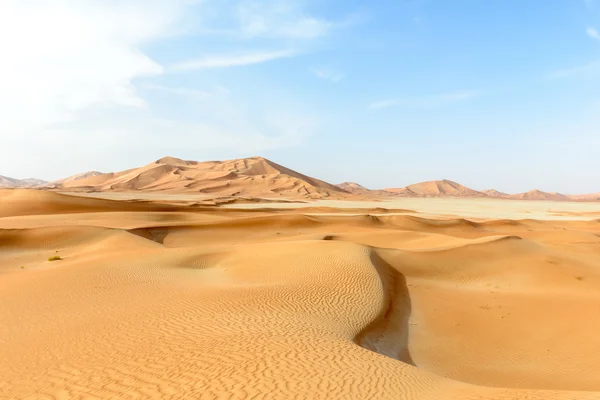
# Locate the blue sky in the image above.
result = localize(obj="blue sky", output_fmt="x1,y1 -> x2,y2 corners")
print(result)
1,0 -> 599,193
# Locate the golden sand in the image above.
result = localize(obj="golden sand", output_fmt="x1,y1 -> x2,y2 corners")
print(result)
2,189 -> 600,399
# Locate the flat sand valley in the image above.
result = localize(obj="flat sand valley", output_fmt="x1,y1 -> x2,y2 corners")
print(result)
2,189 -> 600,399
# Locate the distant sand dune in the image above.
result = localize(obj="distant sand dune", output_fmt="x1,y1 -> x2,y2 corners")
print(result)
5,154 -> 599,201
2,191 -> 600,399
47,156 -> 351,199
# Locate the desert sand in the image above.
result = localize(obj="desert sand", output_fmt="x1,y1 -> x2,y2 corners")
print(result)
2,188 -> 600,399
40,156 -> 348,200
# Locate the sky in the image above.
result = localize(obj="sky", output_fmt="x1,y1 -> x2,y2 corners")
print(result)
1,0 -> 599,194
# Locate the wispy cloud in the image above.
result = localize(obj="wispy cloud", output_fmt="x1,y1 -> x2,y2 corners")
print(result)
142,83 -> 212,98
0,0 -> 190,129
588,27 -> 600,40
195,0 -> 362,41
0,1 -> 322,180
310,68 -> 345,83
369,90 -> 479,110
549,61 -> 600,79
235,1 -> 337,39
170,50 -> 295,71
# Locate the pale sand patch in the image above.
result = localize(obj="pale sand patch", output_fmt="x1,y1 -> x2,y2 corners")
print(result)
59,190 -> 600,220
226,197 -> 600,221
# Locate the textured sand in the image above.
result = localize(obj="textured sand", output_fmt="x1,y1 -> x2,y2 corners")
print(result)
2,190 -> 600,399
47,156 -> 349,199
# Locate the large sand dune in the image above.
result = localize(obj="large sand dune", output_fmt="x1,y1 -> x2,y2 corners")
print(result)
47,156 -> 350,200
2,190 -> 600,399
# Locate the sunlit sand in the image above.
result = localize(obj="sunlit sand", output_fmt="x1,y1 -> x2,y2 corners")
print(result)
2,189 -> 600,399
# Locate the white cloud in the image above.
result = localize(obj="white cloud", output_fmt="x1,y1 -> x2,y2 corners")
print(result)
310,68 -> 345,83
171,50 -> 295,71
236,1 -> 334,38
142,83 -> 213,98
588,27 -> 600,40
0,1 -> 327,180
0,0 -> 190,131
369,90 -> 479,110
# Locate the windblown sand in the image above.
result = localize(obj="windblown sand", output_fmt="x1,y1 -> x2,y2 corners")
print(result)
2,189 -> 600,399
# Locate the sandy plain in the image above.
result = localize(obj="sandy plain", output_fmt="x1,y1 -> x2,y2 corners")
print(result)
2,189 -> 600,399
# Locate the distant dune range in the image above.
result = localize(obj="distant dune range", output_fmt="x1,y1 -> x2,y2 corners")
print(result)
2,156 -> 600,201
0,175 -> 47,188
2,189 -> 600,398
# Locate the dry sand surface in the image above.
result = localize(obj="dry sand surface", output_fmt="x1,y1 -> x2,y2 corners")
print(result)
224,196 -> 600,221
2,189 -> 600,399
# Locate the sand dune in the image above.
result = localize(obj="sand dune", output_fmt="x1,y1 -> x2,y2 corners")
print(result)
381,180 -> 598,202
49,156 -> 350,200
385,179 -> 486,198
561,193 -> 600,202
0,189 -> 221,218
337,181 -> 369,192
506,189 -> 571,201
404,179 -> 486,197
482,189 -> 509,197
37,156 -> 600,201
0,175 -> 47,188
337,181 -> 398,197
47,170 -> 105,187
2,191 -> 600,398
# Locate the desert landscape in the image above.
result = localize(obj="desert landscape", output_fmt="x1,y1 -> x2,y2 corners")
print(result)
2,157 -> 600,399
4,156 -> 600,202
4,0 -> 600,397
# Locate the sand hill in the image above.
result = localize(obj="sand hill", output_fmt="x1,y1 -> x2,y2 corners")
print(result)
0,175 -> 47,188
2,190 -> 600,398
337,182 -> 398,197
570,193 -> 600,201
337,182 -> 369,193
51,156 -> 350,199
386,183 -> 595,202
506,189 -> 571,201
386,179 -> 486,198
48,171 -> 105,186
482,189 -> 509,197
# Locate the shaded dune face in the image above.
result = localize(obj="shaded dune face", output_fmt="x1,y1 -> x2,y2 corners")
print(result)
2,192 -> 600,399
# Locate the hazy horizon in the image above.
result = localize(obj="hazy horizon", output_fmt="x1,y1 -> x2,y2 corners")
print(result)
2,1 -> 600,194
